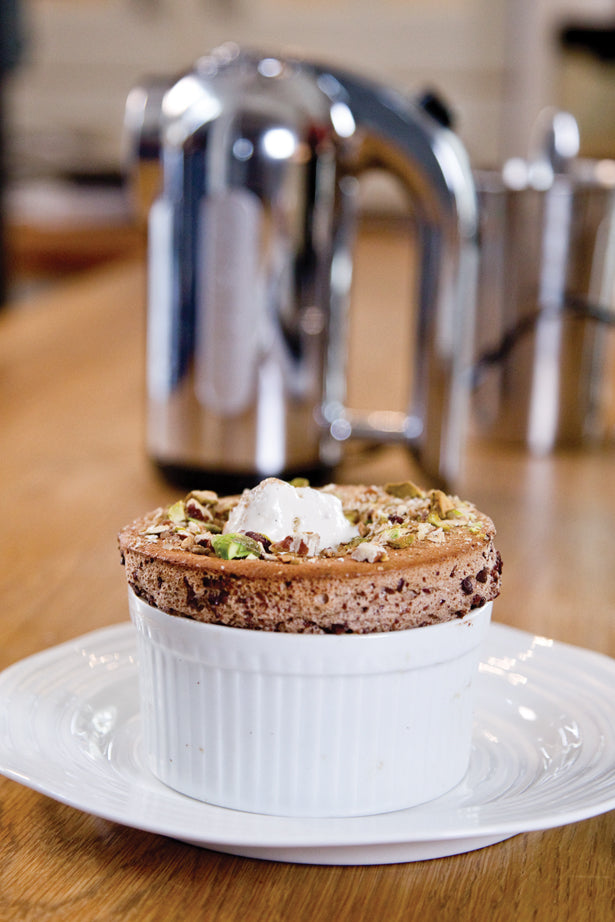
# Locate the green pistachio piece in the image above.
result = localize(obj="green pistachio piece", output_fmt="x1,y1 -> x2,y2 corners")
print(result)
187,489 -> 218,505
211,533 -> 263,560
388,533 -> 416,549
429,489 -> 456,518
384,481 -> 425,499
381,526 -> 416,549
289,477 -> 310,488
167,500 -> 187,525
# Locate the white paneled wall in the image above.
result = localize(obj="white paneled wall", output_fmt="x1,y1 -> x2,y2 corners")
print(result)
5,0 -> 613,178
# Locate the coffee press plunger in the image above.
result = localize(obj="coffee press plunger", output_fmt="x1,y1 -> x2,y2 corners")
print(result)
124,44 -> 478,490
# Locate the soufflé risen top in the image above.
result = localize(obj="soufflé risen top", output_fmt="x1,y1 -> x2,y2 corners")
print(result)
118,478 -> 502,634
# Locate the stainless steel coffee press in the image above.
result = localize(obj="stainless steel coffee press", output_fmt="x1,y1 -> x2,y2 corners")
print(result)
473,109 -> 615,453
124,43 -> 478,490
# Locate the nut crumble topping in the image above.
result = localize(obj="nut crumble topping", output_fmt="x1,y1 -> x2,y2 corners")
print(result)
133,481 -> 487,564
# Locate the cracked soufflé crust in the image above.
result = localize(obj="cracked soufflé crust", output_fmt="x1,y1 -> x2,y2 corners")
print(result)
118,482 -> 502,634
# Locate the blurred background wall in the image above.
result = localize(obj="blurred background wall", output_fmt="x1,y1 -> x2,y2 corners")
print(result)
4,0 -> 615,181
3,0 -> 615,296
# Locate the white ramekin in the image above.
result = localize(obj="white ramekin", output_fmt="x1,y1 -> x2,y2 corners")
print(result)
128,589 -> 492,817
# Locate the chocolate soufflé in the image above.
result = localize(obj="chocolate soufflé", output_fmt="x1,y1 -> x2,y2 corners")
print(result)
118,479 -> 502,634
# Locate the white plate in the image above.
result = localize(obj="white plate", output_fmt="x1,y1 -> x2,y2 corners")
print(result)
1,622 -> 615,865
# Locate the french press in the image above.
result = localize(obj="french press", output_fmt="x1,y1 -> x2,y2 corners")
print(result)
124,43 -> 478,490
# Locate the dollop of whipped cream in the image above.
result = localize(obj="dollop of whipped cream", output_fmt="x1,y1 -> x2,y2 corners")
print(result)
223,478 -> 359,554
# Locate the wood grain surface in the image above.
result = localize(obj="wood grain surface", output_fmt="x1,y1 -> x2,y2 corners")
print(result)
1,229 -> 614,921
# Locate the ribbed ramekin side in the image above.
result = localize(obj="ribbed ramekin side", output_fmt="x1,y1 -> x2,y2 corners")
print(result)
129,592 -> 491,816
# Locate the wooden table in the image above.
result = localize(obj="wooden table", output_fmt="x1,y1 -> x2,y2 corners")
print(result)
1,238 -> 615,920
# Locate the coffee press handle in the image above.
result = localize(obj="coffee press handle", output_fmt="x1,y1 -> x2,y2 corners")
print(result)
316,67 -> 479,487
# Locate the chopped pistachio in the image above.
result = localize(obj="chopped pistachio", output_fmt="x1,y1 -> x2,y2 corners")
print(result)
387,532 -> 416,549
383,526 -> 401,541
211,533 -> 263,560
167,500 -> 187,525
341,535 -> 364,550
384,481 -> 425,499
187,489 -> 218,504
380,527 -> 416,549
289,477 -> 310,488
185,496 -> 213,523
429,489 -> 456,518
